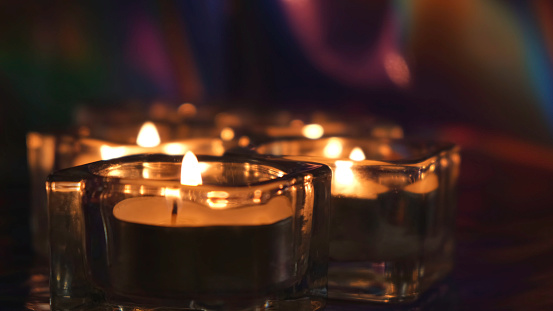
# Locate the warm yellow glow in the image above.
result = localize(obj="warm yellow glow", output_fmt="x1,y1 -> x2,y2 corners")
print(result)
163,143 -> 187,155
334,160 -> 355,186
100,145 -> 126,160
206,191 -> 230,209
302,124 -> 324,139
349,147 -> 365,161
220,127 -> 235,141
238,136 -> 250,147
164,187 -> 181,198
323,138 -> 343,158
181,151 -> 202,186
136,122 -> 161,147
177,103 -> 197,117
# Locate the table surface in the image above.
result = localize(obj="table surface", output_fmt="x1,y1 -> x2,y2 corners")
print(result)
2,145 -> 553,311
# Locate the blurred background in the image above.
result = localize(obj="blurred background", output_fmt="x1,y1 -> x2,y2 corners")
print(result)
1,0 -> 553,309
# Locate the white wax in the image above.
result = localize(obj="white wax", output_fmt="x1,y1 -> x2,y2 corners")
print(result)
113,196 -> 293,227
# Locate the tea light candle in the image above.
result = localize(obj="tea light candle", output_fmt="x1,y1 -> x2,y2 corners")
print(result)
47,153 -> 331,310
72,121 -> 225,167
255,137 -> 459,303
109,153 -> 295,295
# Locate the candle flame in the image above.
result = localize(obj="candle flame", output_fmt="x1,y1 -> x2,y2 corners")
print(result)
349,147 -> 366,161
136,122 -> 161,147
181,151 -> 202,186
323,138 -> 342,158
302,124 -> 324,139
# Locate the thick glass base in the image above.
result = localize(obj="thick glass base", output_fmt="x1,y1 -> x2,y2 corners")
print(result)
51,297 -> 325,311
328,259 -> 452,303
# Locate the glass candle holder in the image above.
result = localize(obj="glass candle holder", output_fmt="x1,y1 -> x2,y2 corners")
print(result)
27,130 -> 225,261
47,154 -> 331,311
255,137 -> 460,303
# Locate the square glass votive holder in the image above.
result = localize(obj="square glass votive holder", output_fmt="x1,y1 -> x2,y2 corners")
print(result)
47,153 -> 331,311
28,131 -> 226,261
255,137 -> 460,303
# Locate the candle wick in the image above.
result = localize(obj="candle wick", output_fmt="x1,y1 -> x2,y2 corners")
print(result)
171,200 -> 178,225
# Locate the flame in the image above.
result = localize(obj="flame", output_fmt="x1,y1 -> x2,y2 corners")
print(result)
181,151 -> 202,186
302,124 -> 324,139
349,147 -> 365,161
136,122 -> 161,147
323,138 -> 343,158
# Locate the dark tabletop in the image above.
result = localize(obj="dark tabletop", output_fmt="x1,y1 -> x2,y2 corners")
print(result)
2,136 -> 553,311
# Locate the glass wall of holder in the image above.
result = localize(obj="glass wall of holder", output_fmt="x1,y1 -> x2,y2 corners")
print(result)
255,137 -> 460,303
47,154 -> 331,311
28,132 -> 226,261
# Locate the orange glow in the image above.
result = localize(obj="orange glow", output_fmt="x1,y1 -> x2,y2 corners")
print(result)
206,191 -> 230,209
323,138 -> 343,158
334,160 -> 355,186
181,151 -> 202,186
136,122 -> 161,147
302,124 -> 324,139
238,136 -> 250,147
163,143 -> 187,155
220,127 -> 235,141
349,147 -> 366,161
100,145 -> 126,160
177,103 -> 197,117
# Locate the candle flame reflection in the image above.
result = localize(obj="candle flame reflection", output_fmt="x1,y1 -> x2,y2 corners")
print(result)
181,151 -> 202,186
207,191 -> 229,209
334,160 -> 355,186
136,122 -> 161,147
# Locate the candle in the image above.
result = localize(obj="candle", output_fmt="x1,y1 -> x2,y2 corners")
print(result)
71,121 -> 226,167
47,153 -> 331,310
255,137 -> 459,303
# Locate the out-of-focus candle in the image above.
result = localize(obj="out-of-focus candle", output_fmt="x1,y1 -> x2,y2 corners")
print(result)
255,137 -> 459,303
72,121 -> 225,166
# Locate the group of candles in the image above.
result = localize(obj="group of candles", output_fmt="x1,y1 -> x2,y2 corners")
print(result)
34,104 -> 459,311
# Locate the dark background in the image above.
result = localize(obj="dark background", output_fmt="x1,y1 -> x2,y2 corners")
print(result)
1,1 -> 553,310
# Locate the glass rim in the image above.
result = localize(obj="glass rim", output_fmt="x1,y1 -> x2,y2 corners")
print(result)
48,153 -> 331,189
255,136 -> 459,165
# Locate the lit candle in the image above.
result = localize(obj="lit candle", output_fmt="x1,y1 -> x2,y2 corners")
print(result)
108,152 -> 295,298
255,137 -> 459,303
47,153 -> 331,310
72,121 -> 225,166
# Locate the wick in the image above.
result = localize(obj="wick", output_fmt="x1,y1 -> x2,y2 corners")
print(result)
171,200 -> 178,225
